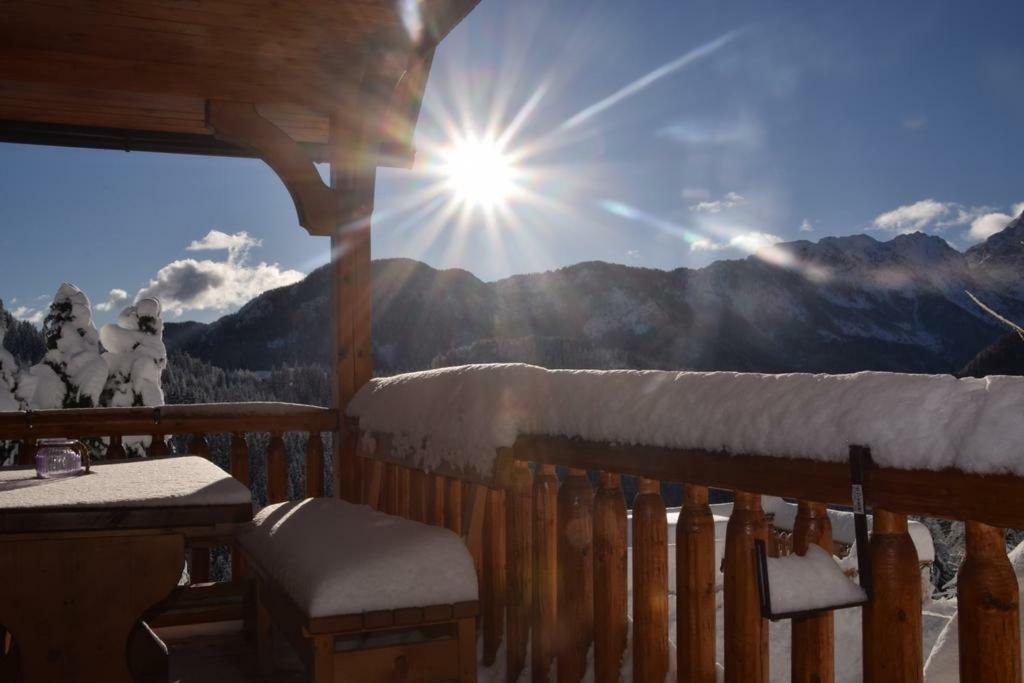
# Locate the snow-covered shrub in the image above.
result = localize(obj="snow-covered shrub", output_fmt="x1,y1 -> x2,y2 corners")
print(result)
100,298 -> 167,456
17,283 -> 107,409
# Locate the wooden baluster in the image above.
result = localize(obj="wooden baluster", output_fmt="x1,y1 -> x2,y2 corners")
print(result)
149,434 -> 171,457
409,469 -> 428,523
958,521 -> 1021,683
446,477 -> 463,535
532,464 -> 558,682
677,484 -> 716,683
266,432 -> 288,504
383,463 -> 398,515
724,491 -> 768,683
429,474 -> 446,526
558,468 -> 594,683
483,488 -> 507,667
396,467 -> 411,518
230,433 -> 250,581
108,435 -> 128,460
633,477 -> 668,683
506,461 -> 533,683
305,432 -> 324,498
16,439 -> 36,466
594,472 -> 627,683
362,458 -> 383,510
862,509 -> 922,683
193,433 -> 211,459
791,500 -> 835,683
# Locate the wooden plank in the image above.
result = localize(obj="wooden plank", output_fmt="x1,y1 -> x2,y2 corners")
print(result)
505,462 -> 532,682
676,484 -> 716,683
266,432 -> 289,504
0,503 -> 251,534
594,472 -> 627,683
557,468 -> 594,683
632,478 -> 668,683
519,435 -> 1024,530
531,464 -> 558,683
723,491 -> 768,683
482,488 -> 506,667
791,501 -> 834,683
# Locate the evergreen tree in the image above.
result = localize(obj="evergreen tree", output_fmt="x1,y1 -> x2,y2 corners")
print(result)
17,283 -> 107,409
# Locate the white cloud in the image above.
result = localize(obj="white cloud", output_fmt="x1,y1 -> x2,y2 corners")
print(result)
95,288 -> 129,312
691,230 -> 783,253
11,306 -> 44,324
136,230 -> 303,316
968,211 -> 1018,242
799,219 -> 814,232
187,230 -> 261,260
873,199 -> 953,233
690,191 -> 746,214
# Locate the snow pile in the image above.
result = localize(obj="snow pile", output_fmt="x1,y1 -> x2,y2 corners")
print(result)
348,364 -> 1024,478
0,322 -> 19,412
239,497 -> 478,617
17,284 -> 107,409
100,298 -> 167,455
765,545 -> 867,614
923,540 -> 1024,681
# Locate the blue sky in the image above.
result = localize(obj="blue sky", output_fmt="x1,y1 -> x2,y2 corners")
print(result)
1,0 -> 1022,324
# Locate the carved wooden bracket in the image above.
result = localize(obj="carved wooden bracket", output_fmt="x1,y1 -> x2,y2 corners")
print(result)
206,100 -> 335,236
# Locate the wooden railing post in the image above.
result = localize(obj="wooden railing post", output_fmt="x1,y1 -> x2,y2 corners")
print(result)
557,468 -> 594,683
506,461 -> 533,683
189,433 -> 213,582
193,433 -> 211,460
409,469 -> 428,523
791,500 -> 834,683
429,474 -> 445,527
724,490 -> 768,683
632,477 -> 668,683
108,434 -> 127,460
446,477 -> 463,535
532,464 -> 558,682
230,432 -> 250,580
266,432 -> 288,504
383,463 -> 398,515
593,471 -> 627,683
862,509 -> 922,683
305,432 -> 324,498
482,488 -> 507,667
396,467 -> 411,519
149,434 -> 171,457
677,483 -> 716,683
958,521 -> 1021,683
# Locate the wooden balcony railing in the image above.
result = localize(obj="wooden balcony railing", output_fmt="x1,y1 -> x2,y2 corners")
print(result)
358,429 -> 1024,683
0,402 -> 337,588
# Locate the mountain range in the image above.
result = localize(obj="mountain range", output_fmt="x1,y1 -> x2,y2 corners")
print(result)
163,212 -> 1024,376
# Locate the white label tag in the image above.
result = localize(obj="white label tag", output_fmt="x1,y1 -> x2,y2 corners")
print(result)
851,484 -> 865,514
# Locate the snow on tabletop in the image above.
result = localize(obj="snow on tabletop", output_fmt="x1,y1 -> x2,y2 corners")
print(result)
766,545 -> 867,615
0,456 -> 252,509
239,497 -> 478,617
347,363 -> 1024,478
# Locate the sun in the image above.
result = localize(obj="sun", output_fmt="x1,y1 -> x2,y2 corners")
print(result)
442,136 -> 518,210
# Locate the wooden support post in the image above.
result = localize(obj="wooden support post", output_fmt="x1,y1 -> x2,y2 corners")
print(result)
557,468 -> 594,683
230,432 -> 250,580
430,474 -> 446,527
409,469 -> 428,523
791,500 -> 834,683
506,461 -> 533,683
677,484 -> 716,683
396,467 -> 412,518
594,472 -> 627,683
862,509 -> 922,683
632,477 -> 668,683
305,432 -> 325,498
446,477 -> 463,535
362,458 -> 383,511
149,434 -> 171,457
958,522 -> 1021,683
483,488 -> 507,667
724,490 -> 768,683
192,433 -> 211,460
383,463 -> 398,515
532,464 -> 558,682
108,434 -> 128,460
266,432 -> 288,504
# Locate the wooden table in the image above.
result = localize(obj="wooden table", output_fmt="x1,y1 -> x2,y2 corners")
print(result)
0,456 -> 253,683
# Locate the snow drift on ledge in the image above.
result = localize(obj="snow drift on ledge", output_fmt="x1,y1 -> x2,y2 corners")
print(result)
347,363 -> 1024,478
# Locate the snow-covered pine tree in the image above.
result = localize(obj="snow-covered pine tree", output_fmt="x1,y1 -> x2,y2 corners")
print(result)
100,298 -> 167,456
0,322 -> 19,412
17,283 -> 108,410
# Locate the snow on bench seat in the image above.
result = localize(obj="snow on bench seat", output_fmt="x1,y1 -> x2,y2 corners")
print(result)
238,498 -> 478,618
348,363 -> 1024,478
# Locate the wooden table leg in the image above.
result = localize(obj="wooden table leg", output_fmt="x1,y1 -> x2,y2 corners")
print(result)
0,533 -> 185,683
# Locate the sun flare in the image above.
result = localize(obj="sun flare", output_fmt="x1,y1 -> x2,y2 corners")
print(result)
442,136 -> 518,210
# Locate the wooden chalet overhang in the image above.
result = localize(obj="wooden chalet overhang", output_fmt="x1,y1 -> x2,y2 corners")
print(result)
0,0 -> 481,501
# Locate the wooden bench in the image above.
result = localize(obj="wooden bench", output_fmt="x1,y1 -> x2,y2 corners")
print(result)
238,497 -> 479,683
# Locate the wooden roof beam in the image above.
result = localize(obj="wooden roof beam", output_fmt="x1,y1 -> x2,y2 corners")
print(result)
206,99 -> 335,236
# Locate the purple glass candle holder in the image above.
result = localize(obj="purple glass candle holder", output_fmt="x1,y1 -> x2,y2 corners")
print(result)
35,439 -> 88,478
